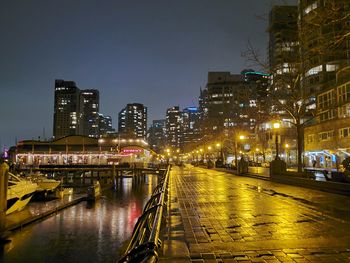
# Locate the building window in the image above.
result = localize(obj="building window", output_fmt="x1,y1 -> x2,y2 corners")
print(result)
318,90 -> 334,109
340,127 -> 350,138
306,65 -> 322,77
337,82 -> 350,103
318,130 -> 334,141
319,109 -> 335,122
307,134 -> 315,143
326,64 -> 338,72
304,2 -> 318,15
338,103 -> 350,118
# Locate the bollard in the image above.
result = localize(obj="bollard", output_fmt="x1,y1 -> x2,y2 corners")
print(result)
0,162 -> 9,233
112,164 -> 116,189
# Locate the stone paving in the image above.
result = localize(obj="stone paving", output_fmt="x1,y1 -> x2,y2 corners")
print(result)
160,165 -> 350,262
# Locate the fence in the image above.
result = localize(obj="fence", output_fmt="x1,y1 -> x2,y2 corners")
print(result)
118,166 -> 170,263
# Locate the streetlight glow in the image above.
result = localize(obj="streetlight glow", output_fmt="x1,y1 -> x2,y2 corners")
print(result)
273,122 -> 281,129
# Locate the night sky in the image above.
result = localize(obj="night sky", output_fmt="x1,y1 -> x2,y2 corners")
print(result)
0,0 -> 296,148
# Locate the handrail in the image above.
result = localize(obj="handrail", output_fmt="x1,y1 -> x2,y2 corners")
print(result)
118,165 -> 170,263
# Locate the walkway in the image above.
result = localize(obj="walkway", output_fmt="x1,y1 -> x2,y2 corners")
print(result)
161,165 -> 350,262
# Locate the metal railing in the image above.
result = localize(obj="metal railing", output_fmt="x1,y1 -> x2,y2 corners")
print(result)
118,166 -> 170,263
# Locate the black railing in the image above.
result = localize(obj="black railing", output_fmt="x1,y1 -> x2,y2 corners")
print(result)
118,166 -> 170,263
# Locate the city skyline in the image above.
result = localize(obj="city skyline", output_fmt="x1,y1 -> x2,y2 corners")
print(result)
0,0 -> 297,147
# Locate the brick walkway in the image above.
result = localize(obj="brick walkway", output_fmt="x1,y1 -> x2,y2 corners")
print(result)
160,165 -> 350,262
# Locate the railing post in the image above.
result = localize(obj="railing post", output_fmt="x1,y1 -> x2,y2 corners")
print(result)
0,162 -> 9,233
112,164 -> 116,188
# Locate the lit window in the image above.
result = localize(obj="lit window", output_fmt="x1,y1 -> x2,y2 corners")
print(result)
339,127 -> 350,138
306,65 -> 322,77
304,1 -> 318,15
326,64 -> 338,72
318,130 -> 334,141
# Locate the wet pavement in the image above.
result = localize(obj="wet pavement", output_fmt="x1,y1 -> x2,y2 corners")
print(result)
161,165 -> 350,262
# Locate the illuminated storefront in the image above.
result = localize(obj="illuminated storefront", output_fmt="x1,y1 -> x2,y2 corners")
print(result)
11,135 -> 152,167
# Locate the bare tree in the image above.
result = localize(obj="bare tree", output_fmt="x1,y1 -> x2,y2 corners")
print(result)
242,1 -> 349,172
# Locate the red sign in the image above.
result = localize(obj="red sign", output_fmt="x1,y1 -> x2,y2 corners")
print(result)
122,149 -> 142,153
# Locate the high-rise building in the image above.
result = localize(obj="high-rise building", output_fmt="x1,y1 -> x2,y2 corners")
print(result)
199,72 -> 245,136
53,79 -> 82,138
98,113 -> 114,136
299,0 -> 350,97
181,107 -> 200,150
300,0 -> 350,168
269,5 -> 298,93
80,89 -> 99,138
166,106 -> 182,149
53,80 -> 110,139
147,119 -> 166,153
266,5 -> 299,163
118,103 -> 147,139
199,71 -> 269,138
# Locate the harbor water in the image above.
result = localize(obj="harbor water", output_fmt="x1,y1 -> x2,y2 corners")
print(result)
0,174 -> 158,263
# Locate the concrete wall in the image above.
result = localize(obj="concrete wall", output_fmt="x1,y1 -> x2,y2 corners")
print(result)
248,167 -> 270,178
271,174 -> 350,195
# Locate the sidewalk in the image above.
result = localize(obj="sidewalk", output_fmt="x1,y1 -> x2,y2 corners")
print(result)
160,165 -> 350,262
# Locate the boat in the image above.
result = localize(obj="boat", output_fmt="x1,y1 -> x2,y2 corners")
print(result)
55,187 -> 73,198
7,172 -> 38,215
29,174 -> 61,192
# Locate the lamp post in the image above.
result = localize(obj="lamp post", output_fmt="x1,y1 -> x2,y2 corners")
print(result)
285,143 -> 289,164
234,135 -> 245,169
207,146 -> 212,160
98,139 -> 105,165
165,148 -> 171,164
273,122 -> 280,160
255,148 -> 260,163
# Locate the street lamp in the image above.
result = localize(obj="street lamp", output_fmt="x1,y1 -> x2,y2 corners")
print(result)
273,122 -> 281,160
98,138 -> 105,165
234,135 -> 245,169
255,148 -> 260,163
285,143 -> 289,164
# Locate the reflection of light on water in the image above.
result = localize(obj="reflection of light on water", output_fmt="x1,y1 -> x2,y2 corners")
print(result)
2,174 -> 158,263
148,175 -> 153,196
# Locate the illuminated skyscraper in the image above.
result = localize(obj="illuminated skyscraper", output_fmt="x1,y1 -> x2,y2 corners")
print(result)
80,89 -> 99,137
165,106 -> 182,149
118,103 -> 147,139
53,79 -> 82,138
148,119 -> 166,153
53,80 -> 106,139
181,107 -> 200,149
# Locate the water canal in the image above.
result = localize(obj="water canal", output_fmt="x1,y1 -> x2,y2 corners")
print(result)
0,174 -> 158,263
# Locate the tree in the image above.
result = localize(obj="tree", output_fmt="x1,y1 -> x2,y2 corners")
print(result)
242,1 -> 349,172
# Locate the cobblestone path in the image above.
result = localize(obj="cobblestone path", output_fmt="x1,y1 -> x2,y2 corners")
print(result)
160,165 -> 350,262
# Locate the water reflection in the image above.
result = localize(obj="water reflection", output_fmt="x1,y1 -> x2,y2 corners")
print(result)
0,174 -> 158,263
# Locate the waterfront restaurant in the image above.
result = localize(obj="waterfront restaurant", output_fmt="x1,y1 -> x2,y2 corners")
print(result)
10,135 -> 152,167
